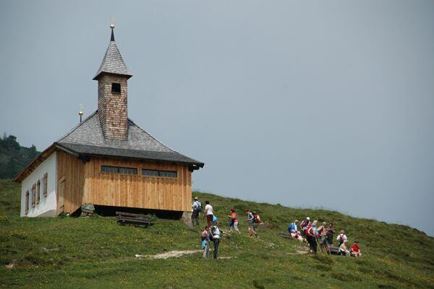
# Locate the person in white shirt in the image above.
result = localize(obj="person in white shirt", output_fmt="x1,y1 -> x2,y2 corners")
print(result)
204,201 -> 214,227
211,224 -> 221,259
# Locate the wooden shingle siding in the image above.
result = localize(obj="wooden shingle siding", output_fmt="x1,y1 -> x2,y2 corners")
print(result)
83,158 -> 192,212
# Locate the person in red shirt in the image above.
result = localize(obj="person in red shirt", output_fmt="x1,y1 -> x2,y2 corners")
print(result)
350,240 -> 362,257
228,208 -> 240,233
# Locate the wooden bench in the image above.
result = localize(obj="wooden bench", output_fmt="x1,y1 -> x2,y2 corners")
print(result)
116,211 -> 153,228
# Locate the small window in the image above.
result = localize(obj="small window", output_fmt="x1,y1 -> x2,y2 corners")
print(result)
25,190 -> 29,215
31,184 -> 36,208
111,83 -> 121,94
142,169 -> 159,177
36,180 -> 41,205
159,171 -> 177,178
142,169 -> 177,178
101,165 -> 137,175
43,173 -> 48,198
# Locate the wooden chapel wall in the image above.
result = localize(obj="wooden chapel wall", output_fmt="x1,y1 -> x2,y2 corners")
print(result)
83,158 -> 192,212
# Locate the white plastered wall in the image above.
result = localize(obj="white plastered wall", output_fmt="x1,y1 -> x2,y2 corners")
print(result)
20,152 -> 57,217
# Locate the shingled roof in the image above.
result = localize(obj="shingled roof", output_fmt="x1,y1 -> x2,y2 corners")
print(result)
93,26 -> 132,80
56,111 -> 204,168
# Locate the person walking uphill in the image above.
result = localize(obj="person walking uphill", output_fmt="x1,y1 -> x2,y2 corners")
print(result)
228,208 -> 240,233
246,210 -> 257,237
204,201 -> 214,227
210,224 -> 221,259
191,197 -> 202,226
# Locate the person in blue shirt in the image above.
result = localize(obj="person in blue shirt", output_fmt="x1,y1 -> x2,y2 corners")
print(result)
288,220 -> 303,241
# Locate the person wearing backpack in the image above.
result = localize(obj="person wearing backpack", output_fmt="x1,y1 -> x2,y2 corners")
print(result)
300,217 -> 311,237
210,224 -> 221,259
246,210 -> 257,237
336,230 -> 348,246
325,223 -> 335,246
191,197 -> 202,226
306,220 -> 318,254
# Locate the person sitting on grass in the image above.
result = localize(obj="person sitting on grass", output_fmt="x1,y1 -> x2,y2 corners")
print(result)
288,220 -> 303,242
350,240 -> 362,257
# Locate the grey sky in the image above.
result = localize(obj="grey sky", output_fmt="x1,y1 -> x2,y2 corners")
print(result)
1,0 -> 433,235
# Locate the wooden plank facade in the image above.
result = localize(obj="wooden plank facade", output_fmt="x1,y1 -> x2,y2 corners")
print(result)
56,152 -> 192,214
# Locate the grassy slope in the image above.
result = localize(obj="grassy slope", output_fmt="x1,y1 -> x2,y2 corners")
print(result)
0,179 -> 433,289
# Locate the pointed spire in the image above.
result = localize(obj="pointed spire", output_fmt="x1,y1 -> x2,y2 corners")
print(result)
93,24 -> 132,80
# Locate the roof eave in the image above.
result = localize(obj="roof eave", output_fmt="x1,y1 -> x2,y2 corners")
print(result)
93,71 -> 133,81
77,151 -> 204,168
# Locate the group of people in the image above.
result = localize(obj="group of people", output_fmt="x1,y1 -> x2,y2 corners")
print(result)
192,197 -> 362,259
192,197 -> 263,258
288,217 -> 362,257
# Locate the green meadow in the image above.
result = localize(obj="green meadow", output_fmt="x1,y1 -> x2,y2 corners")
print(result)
0,179 -> 433,289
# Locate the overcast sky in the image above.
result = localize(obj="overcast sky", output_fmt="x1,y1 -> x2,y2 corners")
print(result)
1,0 -> 433,236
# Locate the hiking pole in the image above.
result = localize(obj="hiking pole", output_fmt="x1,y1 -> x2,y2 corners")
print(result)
316,237 -> 324,255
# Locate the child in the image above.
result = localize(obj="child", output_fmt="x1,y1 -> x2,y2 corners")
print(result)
200,226 -> 210,258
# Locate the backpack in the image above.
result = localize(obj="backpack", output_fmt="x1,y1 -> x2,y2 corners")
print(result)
254,214 -> 261,223
193,201 -> 202,212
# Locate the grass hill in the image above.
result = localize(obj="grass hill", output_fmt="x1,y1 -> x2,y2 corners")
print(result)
0,179 -> 433,289
0,135 -> 39,179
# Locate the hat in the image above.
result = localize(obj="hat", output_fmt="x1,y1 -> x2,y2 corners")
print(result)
194,197 -> 198,200
306,217 -> 310,221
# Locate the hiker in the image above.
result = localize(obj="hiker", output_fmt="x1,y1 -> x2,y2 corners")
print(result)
228,208 -> 240,233
350,241 -> 362,257
288,220 -> 303,242
305,220 -> 318,254
204,201 -> 214,227
253,212 -> 262,224
200,226 -> 210,258
210,224 -> 221,259
336,230 -> 348,246
191,197 -> 202,226
316,222 -> 328,249
325,223 -> 335,246
300,217 -> 311,237
246,210 -> 257,237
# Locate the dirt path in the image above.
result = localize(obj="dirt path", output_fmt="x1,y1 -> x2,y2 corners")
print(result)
135,250 -> 202,260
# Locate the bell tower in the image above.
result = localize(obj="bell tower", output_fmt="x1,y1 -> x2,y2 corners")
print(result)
94,24 -> 132,141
